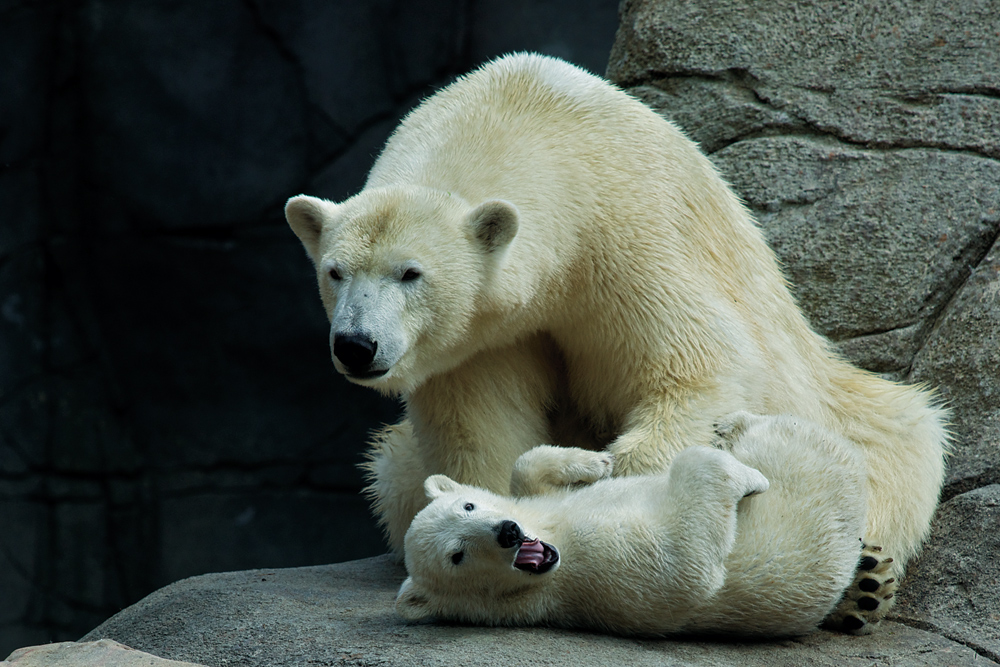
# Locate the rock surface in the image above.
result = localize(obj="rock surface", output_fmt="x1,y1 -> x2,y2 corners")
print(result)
2,639 -> 204,667
79,556 -> 996,667
893,485 -> 1000,661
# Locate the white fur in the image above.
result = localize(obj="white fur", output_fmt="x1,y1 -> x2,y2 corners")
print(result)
398,414 -> 867,637
285,54 -> 948,609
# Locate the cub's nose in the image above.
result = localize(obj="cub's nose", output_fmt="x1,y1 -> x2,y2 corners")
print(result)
333,333 -> 378,372
497,520 -> 524,549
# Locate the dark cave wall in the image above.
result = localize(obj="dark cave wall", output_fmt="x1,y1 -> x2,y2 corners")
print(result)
0,0 -> 620,653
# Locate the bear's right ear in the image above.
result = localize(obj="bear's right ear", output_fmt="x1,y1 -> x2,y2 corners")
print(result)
424,474 -> 462,500
395,577 -> 434,621
285,195 -> 335,263
467,199 -> 519,253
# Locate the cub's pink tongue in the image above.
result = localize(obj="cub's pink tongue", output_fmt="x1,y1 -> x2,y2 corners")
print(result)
515,539 -> 545,567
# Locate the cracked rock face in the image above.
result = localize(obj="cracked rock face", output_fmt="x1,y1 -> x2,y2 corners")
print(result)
609,0 -> 999,659
893,485 -> 1000,661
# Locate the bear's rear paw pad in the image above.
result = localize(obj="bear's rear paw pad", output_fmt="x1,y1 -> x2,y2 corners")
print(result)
824,544 -> 898,635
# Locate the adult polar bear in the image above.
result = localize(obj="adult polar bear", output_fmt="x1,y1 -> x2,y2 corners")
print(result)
285,54 -> 947,630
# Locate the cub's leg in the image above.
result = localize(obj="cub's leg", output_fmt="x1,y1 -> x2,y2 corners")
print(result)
651,447 -> 770,608
510,445 -> 614,497
714,410 -> 890,634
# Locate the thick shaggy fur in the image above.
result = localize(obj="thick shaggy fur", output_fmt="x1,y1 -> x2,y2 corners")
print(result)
285,53 -> 948,628
398,414 -> 867,637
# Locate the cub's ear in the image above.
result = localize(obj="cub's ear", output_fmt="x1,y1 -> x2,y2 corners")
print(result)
467,199 -> 519,253
424,474 -> 461,500
395,577 -> 434,621
285,195 -> 335,263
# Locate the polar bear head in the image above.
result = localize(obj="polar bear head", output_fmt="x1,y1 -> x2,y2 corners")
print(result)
395,474 -> 559,624
285,187 -> 518,394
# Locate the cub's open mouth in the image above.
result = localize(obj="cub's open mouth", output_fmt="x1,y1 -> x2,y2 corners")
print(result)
513,538 -> 559,574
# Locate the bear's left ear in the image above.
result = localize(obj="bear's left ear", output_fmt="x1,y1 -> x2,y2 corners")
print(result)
395,577 -> 434,621
424,474 -> 462,499
467,199 -> 519,253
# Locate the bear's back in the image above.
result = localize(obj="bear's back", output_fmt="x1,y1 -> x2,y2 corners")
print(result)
364,54 -> 730,226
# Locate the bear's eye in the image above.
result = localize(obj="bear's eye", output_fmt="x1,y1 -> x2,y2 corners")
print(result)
328,267 -> 342,281
451,551 -> 464,565
464,503 -> 475,511
401,267 -> 422,282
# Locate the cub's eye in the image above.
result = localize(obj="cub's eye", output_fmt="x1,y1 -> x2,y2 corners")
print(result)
401,267 -> 422,282
328,267 -> 342,281
464,503 -> 475,511
451,551 -> 464,565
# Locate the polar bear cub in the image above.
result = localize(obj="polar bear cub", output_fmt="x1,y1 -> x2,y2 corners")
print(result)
397,413 -> 871,637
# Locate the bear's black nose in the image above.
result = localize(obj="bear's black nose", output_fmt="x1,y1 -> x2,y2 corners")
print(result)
333,333 -> 378,372
497,520 -> 524,549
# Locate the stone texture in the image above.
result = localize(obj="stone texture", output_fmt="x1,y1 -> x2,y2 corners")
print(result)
911,239 -> 1000,495
608,0 -> 1000,158
2,639 -> 206,667
894,485 -> 1000,662
80,556 -> 996,667
709,138 -> 1000,349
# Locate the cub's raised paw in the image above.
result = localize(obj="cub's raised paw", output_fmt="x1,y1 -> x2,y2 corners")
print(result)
825,543 -> 898,635
511,445 -> 614,497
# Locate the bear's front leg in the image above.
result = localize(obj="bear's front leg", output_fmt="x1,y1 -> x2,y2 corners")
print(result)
510,445 -> 614,497
363,420 -> 429,558
608,390 -> 732,476
369,337 -> 560,554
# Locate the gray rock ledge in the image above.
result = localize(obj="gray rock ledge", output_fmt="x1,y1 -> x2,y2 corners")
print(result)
75,554 -> 996,667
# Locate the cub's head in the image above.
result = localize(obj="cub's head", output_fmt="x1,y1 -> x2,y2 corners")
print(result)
396,475 -> 559,625
285,187 -> 519,394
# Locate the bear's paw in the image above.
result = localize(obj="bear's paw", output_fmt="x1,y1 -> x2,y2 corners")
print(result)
825,543 -> 898,634
511,445 -> 614,497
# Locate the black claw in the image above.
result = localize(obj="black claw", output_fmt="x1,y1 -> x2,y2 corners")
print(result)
842,615 -> 866,631
857,596 -> 880,611
859,556 -> 879,571
858,578 -> 880,592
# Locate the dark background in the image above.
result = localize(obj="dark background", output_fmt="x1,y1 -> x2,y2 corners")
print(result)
0,0 -> 620,655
